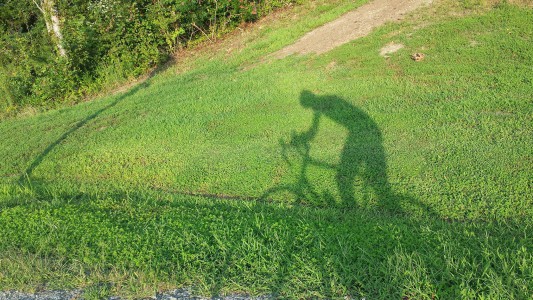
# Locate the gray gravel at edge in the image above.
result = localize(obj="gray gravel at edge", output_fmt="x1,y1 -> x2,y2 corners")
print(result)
0,289 -> 273,300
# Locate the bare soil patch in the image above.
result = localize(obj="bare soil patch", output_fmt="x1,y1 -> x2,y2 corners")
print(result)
380,42 -> 405,57
273,0 -> 433,58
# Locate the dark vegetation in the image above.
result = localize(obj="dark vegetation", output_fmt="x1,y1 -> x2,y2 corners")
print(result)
0,0 -> 294,114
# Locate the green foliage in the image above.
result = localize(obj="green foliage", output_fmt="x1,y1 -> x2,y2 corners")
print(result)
0,0 -> 295,114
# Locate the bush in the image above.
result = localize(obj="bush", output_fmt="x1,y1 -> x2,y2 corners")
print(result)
0,0 -> 296,115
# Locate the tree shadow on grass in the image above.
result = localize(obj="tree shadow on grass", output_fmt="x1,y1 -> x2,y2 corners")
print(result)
16,65 -> 169,185
0,186 -> 529,299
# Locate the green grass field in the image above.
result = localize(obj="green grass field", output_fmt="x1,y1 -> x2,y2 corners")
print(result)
0,0 -> 532,298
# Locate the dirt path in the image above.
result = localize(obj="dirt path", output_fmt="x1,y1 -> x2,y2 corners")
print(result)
274,0 -> 433,58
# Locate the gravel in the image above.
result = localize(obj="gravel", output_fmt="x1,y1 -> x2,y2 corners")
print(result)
0,289 -> 273,300
0,290 -> 82,300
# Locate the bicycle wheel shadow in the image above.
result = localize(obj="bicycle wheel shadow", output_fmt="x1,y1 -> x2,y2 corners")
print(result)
261,90 -> 429,215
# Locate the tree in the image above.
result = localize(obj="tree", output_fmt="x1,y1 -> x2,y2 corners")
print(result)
32,0 -> 66,57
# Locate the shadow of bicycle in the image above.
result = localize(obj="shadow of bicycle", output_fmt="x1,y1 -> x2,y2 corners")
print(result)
261,90 -> 429,215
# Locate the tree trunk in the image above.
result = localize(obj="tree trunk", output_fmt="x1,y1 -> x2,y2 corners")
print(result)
34,0 -> 66,57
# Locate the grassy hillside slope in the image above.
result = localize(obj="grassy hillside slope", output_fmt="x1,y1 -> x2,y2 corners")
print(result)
0,0 -> 532,298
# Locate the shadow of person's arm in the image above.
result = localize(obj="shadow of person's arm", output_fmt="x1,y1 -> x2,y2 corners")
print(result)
291,112 -> 321,145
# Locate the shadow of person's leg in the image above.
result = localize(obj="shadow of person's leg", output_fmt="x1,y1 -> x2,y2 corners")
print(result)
364,148 -> 398,212
336,142 -> 359,207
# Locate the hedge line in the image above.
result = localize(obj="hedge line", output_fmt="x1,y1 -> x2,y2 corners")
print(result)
0,0 -> 295,114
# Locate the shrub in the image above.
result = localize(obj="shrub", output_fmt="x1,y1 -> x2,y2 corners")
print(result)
0,0 -> 296,115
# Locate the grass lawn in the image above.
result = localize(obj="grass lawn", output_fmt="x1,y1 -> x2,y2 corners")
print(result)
0,0 -> 532,298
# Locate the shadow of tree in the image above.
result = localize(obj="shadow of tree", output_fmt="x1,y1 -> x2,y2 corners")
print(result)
16,65 -> 169,185
0,185 -> 529,299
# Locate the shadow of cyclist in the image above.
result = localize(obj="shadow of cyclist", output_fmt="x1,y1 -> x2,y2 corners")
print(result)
297,90 -> 395,210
